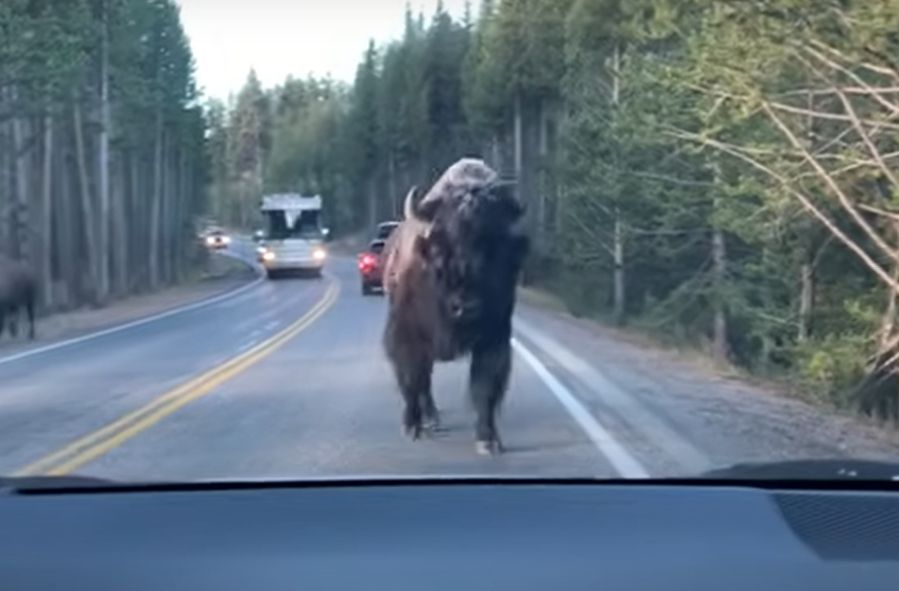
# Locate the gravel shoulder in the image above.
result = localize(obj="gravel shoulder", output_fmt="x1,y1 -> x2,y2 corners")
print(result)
0,253 -> 257,357
517,287 -> 899,471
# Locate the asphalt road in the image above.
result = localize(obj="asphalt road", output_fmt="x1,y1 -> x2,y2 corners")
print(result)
1,239 -> 896,483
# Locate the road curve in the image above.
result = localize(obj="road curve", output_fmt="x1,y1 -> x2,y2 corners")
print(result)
2,240 -> 897,482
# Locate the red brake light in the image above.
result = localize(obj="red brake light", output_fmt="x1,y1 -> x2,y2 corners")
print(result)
358,254 -> 377,270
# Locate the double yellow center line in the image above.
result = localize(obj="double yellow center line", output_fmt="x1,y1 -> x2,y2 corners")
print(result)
15,280 -> 341,477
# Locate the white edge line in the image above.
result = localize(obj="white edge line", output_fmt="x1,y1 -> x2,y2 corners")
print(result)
0,254 -> 263,367
236,339 -> 261,353
511,337 -> 650,479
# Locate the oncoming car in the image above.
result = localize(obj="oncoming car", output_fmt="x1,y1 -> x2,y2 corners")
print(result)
203,229 -> 230,250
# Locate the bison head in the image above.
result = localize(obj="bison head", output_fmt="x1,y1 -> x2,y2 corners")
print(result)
405,161 -> 529,333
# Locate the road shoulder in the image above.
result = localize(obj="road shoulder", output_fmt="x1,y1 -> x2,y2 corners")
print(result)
516,286 -> 899,472
0,253 -> 257,357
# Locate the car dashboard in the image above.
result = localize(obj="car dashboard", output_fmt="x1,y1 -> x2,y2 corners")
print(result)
0,478 -> 897,591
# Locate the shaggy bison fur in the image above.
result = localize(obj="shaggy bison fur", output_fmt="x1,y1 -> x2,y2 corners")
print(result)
0,255 -> 36,340
382,159 -> 528,455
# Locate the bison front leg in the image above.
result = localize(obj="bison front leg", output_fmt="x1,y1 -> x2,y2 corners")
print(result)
420,389 -> 440,431
469,341 -> 512,455
393,357 -> 434,441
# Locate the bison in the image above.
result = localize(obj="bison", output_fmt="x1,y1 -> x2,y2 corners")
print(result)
382,158 -> 529,455
0,255 -> 37,340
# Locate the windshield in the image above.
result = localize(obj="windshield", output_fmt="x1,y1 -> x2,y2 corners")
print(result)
376,223 -> 399,240
265,210 -> 323,240
2,0 -> 899,488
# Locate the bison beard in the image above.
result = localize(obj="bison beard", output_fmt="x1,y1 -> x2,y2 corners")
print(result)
0,255 -> 37,340
382,159 -> 528,455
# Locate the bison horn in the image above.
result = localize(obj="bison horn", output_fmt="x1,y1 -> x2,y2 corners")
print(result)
403,186 -> 419,221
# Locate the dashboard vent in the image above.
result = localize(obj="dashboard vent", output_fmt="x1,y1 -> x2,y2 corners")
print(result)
775,493 -> 899,561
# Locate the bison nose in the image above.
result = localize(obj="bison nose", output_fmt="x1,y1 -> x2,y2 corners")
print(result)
450,298 -> 479,320
450,300 -> 465,319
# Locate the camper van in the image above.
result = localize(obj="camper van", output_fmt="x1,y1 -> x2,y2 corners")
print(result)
257,194 -> 327,278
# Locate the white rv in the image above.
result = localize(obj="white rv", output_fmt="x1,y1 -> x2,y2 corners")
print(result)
257,193 -> 327,278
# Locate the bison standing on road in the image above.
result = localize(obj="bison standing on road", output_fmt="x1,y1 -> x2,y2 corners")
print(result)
0,255 -> 37,340
382,159 -> 528,455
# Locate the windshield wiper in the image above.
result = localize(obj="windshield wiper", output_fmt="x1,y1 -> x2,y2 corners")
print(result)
701,459 -> 899,481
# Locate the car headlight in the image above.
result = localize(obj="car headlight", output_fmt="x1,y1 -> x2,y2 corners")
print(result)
205,236 -> 215,245
261,250 -> 276,262
313,248 -> 326,261
222,236 -> 231,244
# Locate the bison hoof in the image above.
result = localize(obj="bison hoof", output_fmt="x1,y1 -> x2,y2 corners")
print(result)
422,415 -> 441,432
403,425 -> 423,441
475,440 -> 503,456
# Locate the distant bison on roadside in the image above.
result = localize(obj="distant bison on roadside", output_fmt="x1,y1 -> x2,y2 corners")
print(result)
0,255 -> 37,340
381,158 -> 528,455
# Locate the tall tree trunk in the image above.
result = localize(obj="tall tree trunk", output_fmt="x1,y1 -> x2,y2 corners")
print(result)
177,149 -> 190,280
879,222 -> 899,350
612,213 -> 625,323
797,88 -> 816,343
96,0 -> 111,302
798,259 -> 814,342
536,98 -> 550,253
0,93 -> 8,253
490,134 -> 501,171
130,153 -> 141,290
513,94 -> 523,187
513,95 -> 525,284
160,138 -> 170,283
367,175 -> 376,230
712,227 -> 730,361
610,44 -> 624,323
57,146 -> 75,309
113,152 -> 128,295
40,114 -> 54,308
73,101 -> 98,300
149,113 -> 163,288
387,150 -> 398,218
11,106 -> 29,263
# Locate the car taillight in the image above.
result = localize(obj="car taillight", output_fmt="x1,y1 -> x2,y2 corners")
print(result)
358,254 -> 377,270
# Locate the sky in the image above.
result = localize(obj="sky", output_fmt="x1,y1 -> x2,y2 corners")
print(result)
177,0 -> 470,102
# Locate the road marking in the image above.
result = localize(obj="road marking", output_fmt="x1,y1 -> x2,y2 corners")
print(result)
0,253 -> 263,367
515,319 -> 710,474
236,339 -> 260,353
14,280 -> 340,477
511,337 -> 650,478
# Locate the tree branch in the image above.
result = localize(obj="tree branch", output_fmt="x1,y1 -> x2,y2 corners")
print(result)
761,101 -> 898,263
669,128 -> 899,294
800,43 -> 899,117
833,86 -> 899,193
767,100 -> 899,131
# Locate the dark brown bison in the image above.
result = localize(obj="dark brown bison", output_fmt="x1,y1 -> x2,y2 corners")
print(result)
382,159 -> 528,455
0,255 -> 37,340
